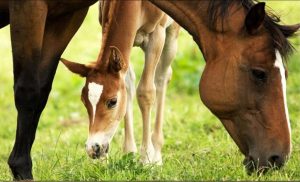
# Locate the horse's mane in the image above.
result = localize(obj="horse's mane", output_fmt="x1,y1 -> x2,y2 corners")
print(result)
208,0 -> 299,59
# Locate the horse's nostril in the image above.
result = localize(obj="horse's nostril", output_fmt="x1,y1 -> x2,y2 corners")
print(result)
243,155 -> 257,174
268,155 -> 284,168
269,155 -> 279,163
244,153 -> 286,174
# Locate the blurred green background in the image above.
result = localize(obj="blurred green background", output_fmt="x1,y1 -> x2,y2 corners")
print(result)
0,1 -> 299,180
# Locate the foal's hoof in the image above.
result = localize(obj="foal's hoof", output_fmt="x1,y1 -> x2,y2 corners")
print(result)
152,153 -> 163,166
140,149 -> 155,165
140,152 -> 163,165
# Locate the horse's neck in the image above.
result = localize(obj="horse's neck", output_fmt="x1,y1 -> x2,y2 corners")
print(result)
97,1 -> 141,67
149,1 -> 245,61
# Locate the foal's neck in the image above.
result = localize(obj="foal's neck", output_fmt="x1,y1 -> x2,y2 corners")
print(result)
97,1 -> 140,68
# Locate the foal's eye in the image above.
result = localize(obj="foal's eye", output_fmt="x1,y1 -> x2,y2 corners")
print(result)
251,68 -> 267,83
106,98 -> 117,109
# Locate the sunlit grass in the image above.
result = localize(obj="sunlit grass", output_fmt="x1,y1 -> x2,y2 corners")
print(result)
0,2 -> 299,181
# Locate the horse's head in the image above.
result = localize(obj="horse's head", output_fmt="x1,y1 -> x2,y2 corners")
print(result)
199,2 -> 299,173
61,46 -> 127,159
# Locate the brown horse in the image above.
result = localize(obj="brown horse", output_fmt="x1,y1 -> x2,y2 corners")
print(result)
62,0 -> 179,165
0,0 -> 97,180
1,0 -> 299,180
149,0 -> 300,173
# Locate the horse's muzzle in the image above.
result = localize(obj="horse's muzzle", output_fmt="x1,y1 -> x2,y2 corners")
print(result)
243,154 -> 285,174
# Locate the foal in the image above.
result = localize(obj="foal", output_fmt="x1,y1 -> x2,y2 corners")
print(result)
62,0 -> 180,164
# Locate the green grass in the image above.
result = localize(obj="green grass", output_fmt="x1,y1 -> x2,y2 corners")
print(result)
0,2 -> 300,181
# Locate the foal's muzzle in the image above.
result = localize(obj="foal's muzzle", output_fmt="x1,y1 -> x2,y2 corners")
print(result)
86,143 -> 109,159
243,154 -> 285,174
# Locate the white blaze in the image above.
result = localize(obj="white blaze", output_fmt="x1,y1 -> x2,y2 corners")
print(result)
88,82 -> 103,124
274,50 -> 291,137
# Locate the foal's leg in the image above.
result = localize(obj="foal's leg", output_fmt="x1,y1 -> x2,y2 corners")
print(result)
137,25 -> 166,164
8,4 -> 89,179
152,23 -> 180,164
124,63 -> 137,153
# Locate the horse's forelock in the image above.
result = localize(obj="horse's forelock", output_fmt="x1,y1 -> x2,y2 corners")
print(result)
208,0 -> 298,61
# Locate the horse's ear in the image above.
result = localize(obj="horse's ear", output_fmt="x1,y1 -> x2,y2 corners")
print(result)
108,46 -> 126,74
245,2 -> 265,34
60,58 -> 92,77
278,23 -> 300,38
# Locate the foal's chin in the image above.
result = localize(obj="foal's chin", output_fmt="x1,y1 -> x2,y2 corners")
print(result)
87,151 -> 109,161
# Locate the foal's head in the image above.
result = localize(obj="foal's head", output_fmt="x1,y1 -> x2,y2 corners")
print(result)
62,47 -> 127,159
199,2 -> 299,173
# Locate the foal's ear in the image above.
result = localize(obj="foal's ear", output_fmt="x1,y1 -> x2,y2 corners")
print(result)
245,2 -> 265,34
108,46 -> 126,74
60,58 -> 92,77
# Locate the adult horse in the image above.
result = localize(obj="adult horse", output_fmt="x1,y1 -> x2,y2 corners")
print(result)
62,0 -> 179,165
149,0 -> 299,173
0,0 -> 97,180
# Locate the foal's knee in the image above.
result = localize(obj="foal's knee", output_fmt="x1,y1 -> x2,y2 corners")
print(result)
137,84 -> 156,107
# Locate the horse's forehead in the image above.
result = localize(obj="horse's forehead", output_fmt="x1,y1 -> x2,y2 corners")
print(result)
241,41 -> 276,66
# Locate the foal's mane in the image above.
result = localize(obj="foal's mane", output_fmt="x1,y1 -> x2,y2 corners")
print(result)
208,0 -> 300,60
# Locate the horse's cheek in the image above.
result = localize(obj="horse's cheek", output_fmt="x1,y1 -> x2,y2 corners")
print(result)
199,63 -> 240,115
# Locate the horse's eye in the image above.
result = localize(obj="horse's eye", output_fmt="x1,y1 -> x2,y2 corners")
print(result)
106,98 -> 117,109
251,68 -> 267,83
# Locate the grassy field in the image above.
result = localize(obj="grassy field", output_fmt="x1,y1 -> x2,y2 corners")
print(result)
0,2 -> 300,181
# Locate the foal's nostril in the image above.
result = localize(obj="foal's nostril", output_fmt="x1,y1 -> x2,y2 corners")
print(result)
93,143 -> 100,149
90,143 -> 110,159
92,143 -> 101,157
